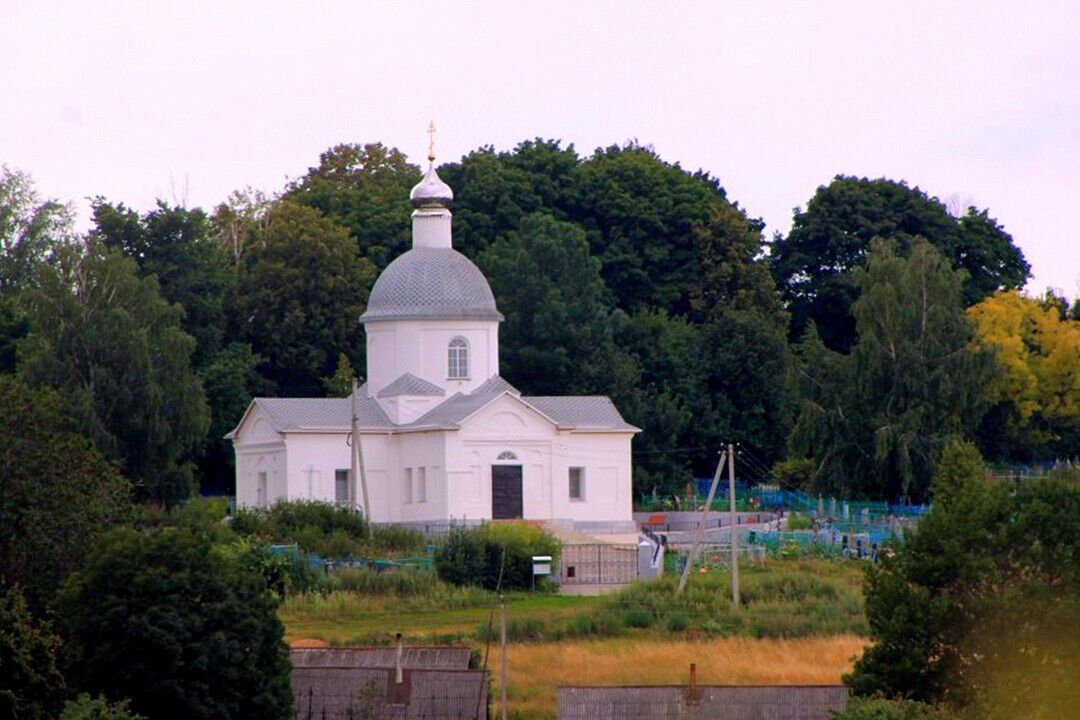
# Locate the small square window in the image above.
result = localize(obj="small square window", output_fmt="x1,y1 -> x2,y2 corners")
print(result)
567,566 -> 576,579
569,467 -> 584,501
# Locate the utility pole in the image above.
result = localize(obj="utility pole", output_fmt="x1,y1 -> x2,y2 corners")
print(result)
499,595 -> 508,720
351,378 -> 372,536
729,442 -> 739,607
677,450 -> 727,595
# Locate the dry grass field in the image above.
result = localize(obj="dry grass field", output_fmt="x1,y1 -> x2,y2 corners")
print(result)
491,635 -> 867,719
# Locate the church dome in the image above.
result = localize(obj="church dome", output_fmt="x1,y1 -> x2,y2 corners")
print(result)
410,164 -> 454,208
360,247 -> 503,323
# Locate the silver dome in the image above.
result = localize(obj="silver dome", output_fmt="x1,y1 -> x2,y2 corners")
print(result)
360,247 -> 503,323
410,164 -> 454,208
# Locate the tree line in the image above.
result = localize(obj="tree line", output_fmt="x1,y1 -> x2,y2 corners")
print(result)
1,141 -> 1078,508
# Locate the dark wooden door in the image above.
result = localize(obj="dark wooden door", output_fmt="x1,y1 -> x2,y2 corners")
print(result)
491,465 -> 523,519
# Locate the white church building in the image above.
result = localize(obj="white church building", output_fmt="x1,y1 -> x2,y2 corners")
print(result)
228,150 -> 638,532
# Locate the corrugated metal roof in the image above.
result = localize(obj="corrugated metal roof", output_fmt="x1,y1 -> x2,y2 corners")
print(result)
292,667 -> 488,720
557,685 -> 848,720
523,396 -> 639,432
377,373 -> 447,398
256,392 -> 394,431
290,646 -> 471,670
231,376 -> 636,438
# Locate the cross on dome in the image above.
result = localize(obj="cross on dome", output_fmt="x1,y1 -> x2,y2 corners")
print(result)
410,121 -> 453,208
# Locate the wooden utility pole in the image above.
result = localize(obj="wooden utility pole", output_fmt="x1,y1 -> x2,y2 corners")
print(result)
728,442 -> 739,607
499,595 -> 508,720
351,378 -> 372,535
677,450 -> 727,595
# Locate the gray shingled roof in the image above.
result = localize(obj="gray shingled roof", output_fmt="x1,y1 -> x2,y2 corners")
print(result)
557,685 -> 847,720
360,247 -> 504,323
290,646 -> 471,670
378,372 -> 447,398
524,396 -> 639,432
292,667 -> 488,720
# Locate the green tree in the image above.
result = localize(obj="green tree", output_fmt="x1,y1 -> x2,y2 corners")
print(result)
0,587 -> 66,720
18,242 -> 209,506
0,376 -> 131,610
197,343 -> 272,493
846,458 -> 1080,718
232,200 -> 374,396
322,352 -> 356,397
441,139 -> 581,257
478,212 -> 617,395
0,165 -> 76,298
790,240 -> 994,500
90,200 -> 230,368
60,696 -> 143,720
565,143 -> 729,314
771,176 -> 1029,351
286,143 -> 421,271
58,527 -> 293,720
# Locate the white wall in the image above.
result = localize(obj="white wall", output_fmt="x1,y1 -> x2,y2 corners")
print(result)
365,319 -> 500,398
390,430 -> 446,522
233,405 -> 286,508
443,395 -> 634,525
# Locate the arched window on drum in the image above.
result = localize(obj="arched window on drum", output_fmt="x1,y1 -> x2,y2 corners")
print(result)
448,337 -> 469,379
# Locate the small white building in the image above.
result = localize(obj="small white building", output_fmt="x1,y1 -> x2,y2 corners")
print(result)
228,155 -> 638,532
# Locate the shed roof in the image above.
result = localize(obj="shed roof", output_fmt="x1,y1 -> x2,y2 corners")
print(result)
290,646 -> 472,670
557,685 -> 848,720
292,667 -> 487,720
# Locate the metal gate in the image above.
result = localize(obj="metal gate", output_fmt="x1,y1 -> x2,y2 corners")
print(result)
558,543 -> 637,586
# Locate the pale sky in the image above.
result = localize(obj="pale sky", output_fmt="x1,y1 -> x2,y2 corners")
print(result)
3,1 -> 1078,298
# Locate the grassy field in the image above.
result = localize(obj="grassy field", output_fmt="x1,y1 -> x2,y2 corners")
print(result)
281,557 -> 868,644
281,558 -> 871,719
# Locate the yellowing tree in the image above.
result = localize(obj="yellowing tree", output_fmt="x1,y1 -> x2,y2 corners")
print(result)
968,291 -> 1080,460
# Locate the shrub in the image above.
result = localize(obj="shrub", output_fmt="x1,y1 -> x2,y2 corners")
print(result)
786,512 -> 813,530
434,523 -> 560,591
61,695 -> 143,720
622,609 -> 653,628
231,500 -> 426,558
665,612 -> 690,632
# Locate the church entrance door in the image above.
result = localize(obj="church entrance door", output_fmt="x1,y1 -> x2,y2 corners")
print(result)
491,465 -> 523,519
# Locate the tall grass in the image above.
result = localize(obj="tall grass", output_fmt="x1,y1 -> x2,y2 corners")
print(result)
232,500 -> 426,557
496,635 -> 867,719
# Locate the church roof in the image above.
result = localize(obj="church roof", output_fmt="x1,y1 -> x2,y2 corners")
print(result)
523,396 -> 639,431
403,376 -> 639,433
227,377 -> 637,438
359,247 -> 503,323
225,390 -> 394,438
377,372 -> 446,398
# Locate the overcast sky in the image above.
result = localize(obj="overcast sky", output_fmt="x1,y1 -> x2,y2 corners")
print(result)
3,1 -> 1078,297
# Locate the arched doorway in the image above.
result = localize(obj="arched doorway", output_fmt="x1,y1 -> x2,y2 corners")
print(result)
492,451 -> 523,519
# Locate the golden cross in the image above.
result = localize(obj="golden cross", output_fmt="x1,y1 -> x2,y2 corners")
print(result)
427,120 -> 436,162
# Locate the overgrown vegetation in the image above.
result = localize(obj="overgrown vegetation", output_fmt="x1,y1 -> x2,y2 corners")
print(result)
280,557 -> 867,645
435,523 -> 561,590
232,500 -> 426,557
846,442 -> 1080,719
